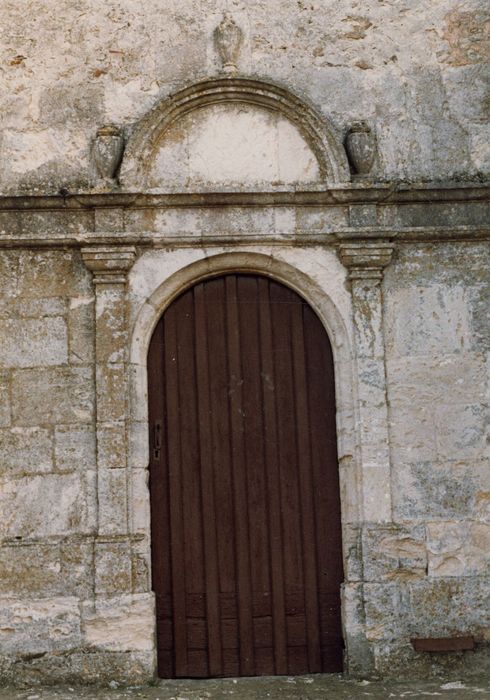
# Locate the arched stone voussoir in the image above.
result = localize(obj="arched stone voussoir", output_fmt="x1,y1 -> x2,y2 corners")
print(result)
120,77 -> 350,190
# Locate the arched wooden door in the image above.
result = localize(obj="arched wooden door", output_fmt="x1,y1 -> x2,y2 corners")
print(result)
148,274 -> 344,679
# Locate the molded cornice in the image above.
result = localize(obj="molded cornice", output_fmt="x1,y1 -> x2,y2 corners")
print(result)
0,182 -> 488,211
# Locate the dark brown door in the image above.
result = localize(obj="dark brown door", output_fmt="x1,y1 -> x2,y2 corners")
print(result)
148,274 -> 343,679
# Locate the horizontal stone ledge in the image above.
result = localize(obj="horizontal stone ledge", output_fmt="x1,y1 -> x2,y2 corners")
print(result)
0,533 -> 147,547
0,182 -> 488,210
0,226 -> 489,250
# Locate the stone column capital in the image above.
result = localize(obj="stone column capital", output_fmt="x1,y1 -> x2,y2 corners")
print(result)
339,241 -> 394,281
81,246 -> 137,284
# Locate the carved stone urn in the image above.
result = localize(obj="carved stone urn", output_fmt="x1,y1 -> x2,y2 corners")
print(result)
345,121 -> 376,177
214,13 -> 243,74
93,124 -> 124,185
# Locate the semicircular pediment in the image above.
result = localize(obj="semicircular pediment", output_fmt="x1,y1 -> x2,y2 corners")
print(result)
120,78 -> 350,191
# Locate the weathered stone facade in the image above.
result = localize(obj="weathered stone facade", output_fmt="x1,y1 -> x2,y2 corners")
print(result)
0,0 -> 489,686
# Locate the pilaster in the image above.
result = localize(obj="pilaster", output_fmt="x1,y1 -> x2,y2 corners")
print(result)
339,241 -> 394,523
81,246 -> 136,537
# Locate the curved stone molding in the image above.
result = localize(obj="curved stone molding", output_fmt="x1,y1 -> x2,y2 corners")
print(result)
120,78 -> 350,189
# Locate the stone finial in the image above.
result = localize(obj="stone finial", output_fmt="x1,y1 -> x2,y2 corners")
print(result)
339,241 -> 394,280
93,124 -> 125,186
345,121 -> 376,177
81,246 -> 136,284
214,13 -> 243,74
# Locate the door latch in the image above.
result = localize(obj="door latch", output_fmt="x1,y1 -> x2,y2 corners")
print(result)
153,421 -> 162,460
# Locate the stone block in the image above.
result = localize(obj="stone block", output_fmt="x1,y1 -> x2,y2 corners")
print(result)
385,285 -> 472,357
338,458 -> 361,525
342,524 -> 363,581
95,288 -> 127,364
95,540 -> 132,595
427,521 -> 490,577
131,538 -> 151,594
54,424 -> 96,472
364,582 -> 411,641
59,541 -> 94,599
131,468 -> 150,535
96,364 -> 126,422
392,460 -> 489,521
341,582 -> 375,676
273,207 -> 296,234
82,593 -> 155,652
386,353 -> 487,407
389,402 -> 437,465
0,370 -> 10,427
128,420 -> 149,471
98,469 -> 128,535
129,363 -> 149,423
0,543 -> 61,597
0,317 -> 68,368
351,282 -> 384,359
0,426 -> 53,476
0,541 -> 92,598
349,204 -> 377,227
435,403 -> 489,462
293,206 -> 349,232
362,524 -> 427,582
0,296 -> 67,319
0,473 -> 88,538
475,490 -> 490,523
362,466 -> 392,523
202,206 -> 275,235
14,250 -> 91,298
0,649 -> 155,686
68,296 -> 94,364
0,597 -> 82,654
97,421 -> 126,470
11,367 -> 94,426
407,577 -> 490,639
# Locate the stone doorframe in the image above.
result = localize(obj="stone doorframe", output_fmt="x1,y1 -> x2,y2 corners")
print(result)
78,242 -> 391,676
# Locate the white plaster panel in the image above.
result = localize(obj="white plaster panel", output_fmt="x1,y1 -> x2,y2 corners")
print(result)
148,104 -> 320,191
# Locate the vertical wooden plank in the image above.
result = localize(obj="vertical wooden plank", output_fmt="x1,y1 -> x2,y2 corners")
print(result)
148,317 -> 175,677
225,275 -> 255,677
257,277 -> 288,675
176,290 -> 205,597
163,302 -> 188,676
290,298 -> 322,673
194,282 -> 223,677
238,276 -> 275,676
238,276 -> 271,598
303,305 -> 344,672
204,278 -> 237,671
269,281 -> 306,672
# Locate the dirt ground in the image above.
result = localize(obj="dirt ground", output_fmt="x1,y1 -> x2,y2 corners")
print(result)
1,675 -> 489,700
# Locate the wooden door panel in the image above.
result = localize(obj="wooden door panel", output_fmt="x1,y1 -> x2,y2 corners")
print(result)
149,274 -> 343,678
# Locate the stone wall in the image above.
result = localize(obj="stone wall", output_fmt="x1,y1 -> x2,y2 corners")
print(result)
0,0 -> 488,192
0,0 -> 489,687
0,214 -> 488,683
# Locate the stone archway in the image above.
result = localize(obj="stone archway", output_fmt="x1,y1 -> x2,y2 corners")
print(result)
127,250 -> 365,675
120,77 -> 350,189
